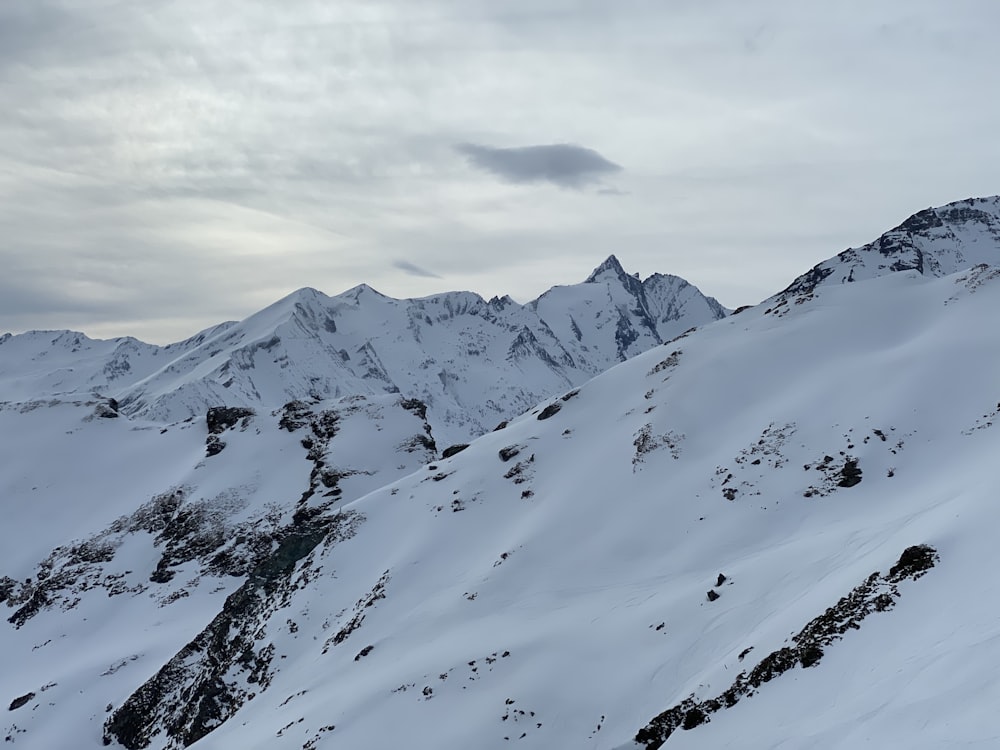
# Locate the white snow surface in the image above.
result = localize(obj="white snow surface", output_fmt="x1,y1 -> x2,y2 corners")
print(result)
2,198 -> 1000,750
185,266 -> 1000,750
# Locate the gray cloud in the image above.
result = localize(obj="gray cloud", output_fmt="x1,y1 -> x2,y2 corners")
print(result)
2,1 -> 1000,343
455,143 -> 622,189
393,260 -> 442,279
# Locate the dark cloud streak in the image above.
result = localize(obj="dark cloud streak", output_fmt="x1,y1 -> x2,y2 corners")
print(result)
455,142 -> 622,189
393,260 -> 442,279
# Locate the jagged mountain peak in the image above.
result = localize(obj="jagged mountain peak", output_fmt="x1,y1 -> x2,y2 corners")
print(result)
584,253 -> 631,283
337,282 -> 389,302
774,194 -> 1000,302
488,294 -> 517,310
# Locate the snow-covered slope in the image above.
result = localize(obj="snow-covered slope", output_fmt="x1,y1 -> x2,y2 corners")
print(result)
0,258 -> 727,446
80,264 -> 999,750
4,199 -> 1000,750
0,392 -> 438,749
4,262 -> 1000,748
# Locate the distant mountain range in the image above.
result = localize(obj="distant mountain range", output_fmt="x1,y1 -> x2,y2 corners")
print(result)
2,196 -> 1000,750
0,256 -> 726,445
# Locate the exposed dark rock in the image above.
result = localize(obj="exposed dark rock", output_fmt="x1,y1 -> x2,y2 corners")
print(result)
776,265 -> 835,299
799,644 -> 824,668
0,576 -> 15,605
706,590 -> 720,602
803,453 -> 865,497
206,407 -> 255,435
897,207 -> 944,235
837,459 -> 863,488
398,398 -> 428,422
147,565 -> 175,584
94,402 -> 120,419
441,444 -> 470,459
649,350 -> 682,377
614,308 -> 641,360
715,573 -> 727,587
503,456 -> 534,484
537,402 -> 562,420
326,571 -> 390,650
681,707 -> 707,730
204,407 -> 254,455
399,434 -> 437,454
104,511 -> 364,749
278,401 -> 313,432
499,445 -> 522,462
4,486 -> 288,628
887,544 -> 938,582
205,435 -> 226,457
8,693 -> 34,711
493,420 -> 509,432
258,334 -> 281,352
635,544 -> 938,749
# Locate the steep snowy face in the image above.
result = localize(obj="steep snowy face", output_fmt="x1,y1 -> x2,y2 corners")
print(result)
69,265 -> 1000,750
0,392 -> 438,750
775,195 -> 1000,300
0,260 -> 728,445
532,255 -> 728,364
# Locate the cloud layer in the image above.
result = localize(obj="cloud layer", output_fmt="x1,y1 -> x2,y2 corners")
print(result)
456,143 -> 622,188
2,1 -> 1000,342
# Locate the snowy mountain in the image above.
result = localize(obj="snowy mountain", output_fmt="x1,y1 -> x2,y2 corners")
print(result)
0,392 -> 439,749
773,195 -> 1000,302
3,198 -> 1000,750
0,257 -> 726,446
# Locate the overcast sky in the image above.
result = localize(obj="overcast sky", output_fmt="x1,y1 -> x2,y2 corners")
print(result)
3,0 -> 999,343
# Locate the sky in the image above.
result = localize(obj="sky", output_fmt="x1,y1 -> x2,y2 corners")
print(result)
2,0 -> 1000,344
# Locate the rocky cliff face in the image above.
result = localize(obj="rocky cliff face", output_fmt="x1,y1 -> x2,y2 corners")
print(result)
0,392 -> 437,750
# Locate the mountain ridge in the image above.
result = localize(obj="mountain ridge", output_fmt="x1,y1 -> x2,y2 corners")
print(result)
773,195 -> 1000,301
0,257 -> 728,444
